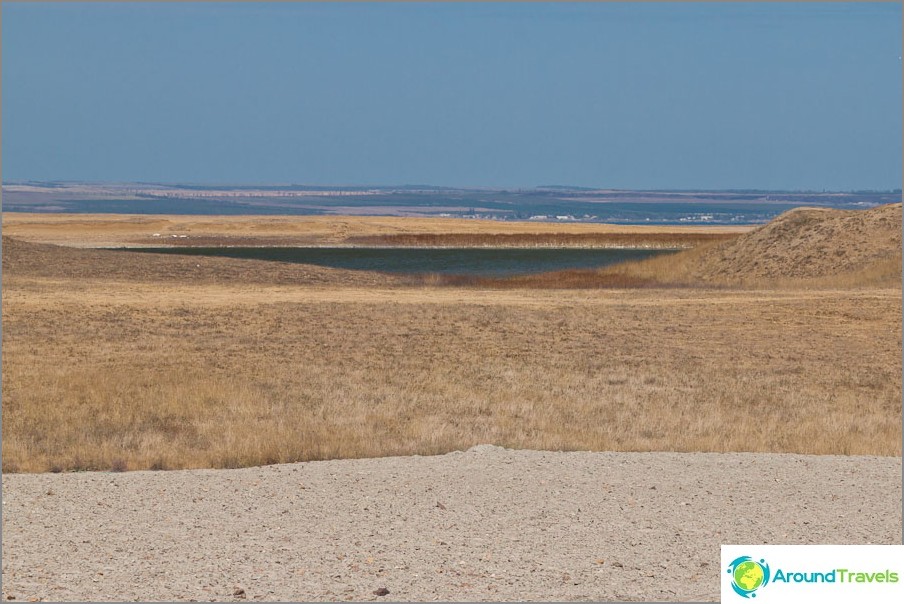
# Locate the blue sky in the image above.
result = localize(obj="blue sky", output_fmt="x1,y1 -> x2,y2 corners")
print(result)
2,2 -> 901,190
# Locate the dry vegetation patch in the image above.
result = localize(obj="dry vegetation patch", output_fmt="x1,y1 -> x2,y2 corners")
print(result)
2,207 -> 900,472
1,212 -> 750,248
1,237 -> 400,287
2,278 -> 899,472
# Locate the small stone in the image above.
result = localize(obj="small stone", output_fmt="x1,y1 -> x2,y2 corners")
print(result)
373,587 -> 390,596
233,587 -> 246,598
436,502 -> 446,510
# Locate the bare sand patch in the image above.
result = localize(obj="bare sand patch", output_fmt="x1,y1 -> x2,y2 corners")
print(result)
2,447 -> 900,602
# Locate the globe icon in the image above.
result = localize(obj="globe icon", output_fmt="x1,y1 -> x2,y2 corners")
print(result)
733,560 -> 765,592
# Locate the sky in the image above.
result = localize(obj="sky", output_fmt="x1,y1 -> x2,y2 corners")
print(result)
2,2 -> 901,190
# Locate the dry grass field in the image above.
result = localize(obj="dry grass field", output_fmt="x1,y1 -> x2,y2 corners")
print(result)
1,207 -> 901,472
0,212 -> 749,248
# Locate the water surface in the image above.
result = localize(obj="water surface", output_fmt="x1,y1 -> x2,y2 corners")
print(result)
126,246 -> 675,276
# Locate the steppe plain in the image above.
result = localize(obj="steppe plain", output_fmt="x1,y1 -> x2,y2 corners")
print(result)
2,207 -> 902,601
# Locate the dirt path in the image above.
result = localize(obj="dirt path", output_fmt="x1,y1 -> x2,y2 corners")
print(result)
2,447 -> 901,602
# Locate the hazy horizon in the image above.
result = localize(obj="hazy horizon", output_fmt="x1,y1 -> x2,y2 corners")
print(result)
3,179 -> 902,194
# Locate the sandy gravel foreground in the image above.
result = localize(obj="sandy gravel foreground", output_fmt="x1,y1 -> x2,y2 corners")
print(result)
2,446 -> 901,602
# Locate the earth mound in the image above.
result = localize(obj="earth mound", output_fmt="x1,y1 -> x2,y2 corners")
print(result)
688,202 -> 901,285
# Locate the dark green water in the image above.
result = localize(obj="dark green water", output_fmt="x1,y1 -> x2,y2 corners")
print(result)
124,246 -> 675,276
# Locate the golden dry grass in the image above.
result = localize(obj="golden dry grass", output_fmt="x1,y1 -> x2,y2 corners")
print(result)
0,212 -> 751,248
0,236 -> 402,287
1,208 -> 900,472
2,273 -> 900,472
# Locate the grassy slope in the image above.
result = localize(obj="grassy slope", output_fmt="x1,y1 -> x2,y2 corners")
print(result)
628,202 -> 902,287
1,236 -> 400,287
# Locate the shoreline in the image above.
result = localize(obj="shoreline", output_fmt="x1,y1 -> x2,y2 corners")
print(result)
96,243 -> 690,250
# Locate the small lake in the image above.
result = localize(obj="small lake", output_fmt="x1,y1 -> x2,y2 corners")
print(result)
125,247 -> 675,276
